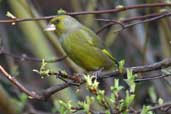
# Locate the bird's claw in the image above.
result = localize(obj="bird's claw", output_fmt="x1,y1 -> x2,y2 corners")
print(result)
92,68 -> 104,78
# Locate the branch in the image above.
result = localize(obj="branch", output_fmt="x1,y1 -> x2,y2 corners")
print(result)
0,65 -> 83,100
96,12 -> 170,33
123,12 -> 171,29
0,65 -> 42,100
0,64 -> 83,101
136,102 -> 171,113
101,58 -> 171,79
135,74 -> 170,82
96,21 -> 124,34
0,48 -> 67,63
68,3 -> 171,15
122,12 -> 164,23
149,102 -> 171,112
0,57 -> 171,100
96,11 -> 166,24
0,3 -> 170,23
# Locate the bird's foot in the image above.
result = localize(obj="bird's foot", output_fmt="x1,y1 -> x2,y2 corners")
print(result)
92,68 -> 104,78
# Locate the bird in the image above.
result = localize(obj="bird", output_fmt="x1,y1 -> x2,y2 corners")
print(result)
45,14 -> 118,72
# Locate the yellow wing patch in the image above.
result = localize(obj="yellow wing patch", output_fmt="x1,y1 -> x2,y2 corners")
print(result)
87,40 -> 94,45
102,49 -> 119,67
102,49 -> 115,61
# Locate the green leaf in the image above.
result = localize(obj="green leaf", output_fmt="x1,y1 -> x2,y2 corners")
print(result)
124,69 -> 136,93
148,86 -> 157,103
119,91 -> 135,111
6,11 -> 16,19
140,106 -> 153,114
57,100 -> 72,114
57,9 -> 67,15
158,98 -> 164,105
78,96 -> 94,113
119,60 -> 125,73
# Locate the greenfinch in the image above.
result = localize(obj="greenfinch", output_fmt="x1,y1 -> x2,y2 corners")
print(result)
45,14 -> 118,71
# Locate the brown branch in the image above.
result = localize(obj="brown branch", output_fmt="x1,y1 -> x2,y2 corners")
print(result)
149,102 -> 171,112
96,22 -> 114,33
1,57 -> 171,101
96,12 -> 170,33
137,102 -> 171,113
0,3 -> 170,23
123,12 -> 171,29
97,12 -> 165,23
68,3 -> 171,15
122,12 -> 164,23
0,65 -> 77,100
3,52 -> 67,63
0,16 -> 56,23
0,48 -> 67,63
135,74 -> 170,82
96,20 -> 124,34
101,57 -> 171,79
0,65 -> 42,100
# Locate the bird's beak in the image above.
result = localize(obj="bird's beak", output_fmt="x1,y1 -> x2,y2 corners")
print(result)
44,24 -> 56,31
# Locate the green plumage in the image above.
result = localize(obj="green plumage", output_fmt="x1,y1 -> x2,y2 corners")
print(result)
47,15 -> 117,71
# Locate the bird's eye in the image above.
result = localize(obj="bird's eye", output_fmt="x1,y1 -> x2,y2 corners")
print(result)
54,20 -> 60,25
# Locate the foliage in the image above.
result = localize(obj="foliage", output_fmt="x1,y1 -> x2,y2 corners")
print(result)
51,69 -> 159,114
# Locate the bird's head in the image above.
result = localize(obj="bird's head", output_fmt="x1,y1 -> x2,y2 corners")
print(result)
45,15 -> 81,35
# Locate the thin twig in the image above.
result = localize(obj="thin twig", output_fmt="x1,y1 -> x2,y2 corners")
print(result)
0,3 -> 170,23
96,21 -> 124,34
68,3 -> 171,15
97,12 -> 164,23
137,102 -> 171,113
0,65 -> 80,100
96,19 -> 124,33
123,12 -> 171,29
135,74 -> 170,82
122,12 -> 164,23
0,65 -> 42,100
96,12 -> 170,33
0,49 -> 67,63
101,58 -> 171,79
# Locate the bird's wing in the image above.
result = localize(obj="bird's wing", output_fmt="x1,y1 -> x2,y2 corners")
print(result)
81,26 -> 105,48
80,27 -> 118,64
